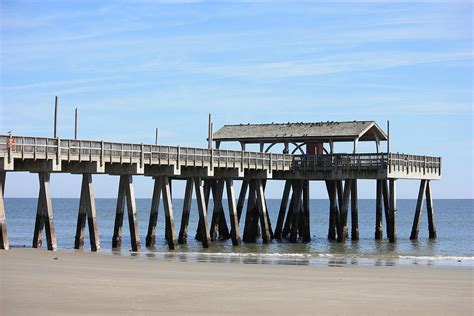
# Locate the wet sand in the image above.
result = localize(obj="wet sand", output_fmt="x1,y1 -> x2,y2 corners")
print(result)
0,248 -> 472,315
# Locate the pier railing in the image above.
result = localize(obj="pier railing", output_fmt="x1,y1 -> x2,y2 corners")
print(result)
0,135 -> 293,171
0,135 -> 441,178
292,153 -> 441,177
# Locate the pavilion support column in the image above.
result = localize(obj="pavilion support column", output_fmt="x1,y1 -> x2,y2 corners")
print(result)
178,179 -> 193,244
236,180 -> 249,223
210,179 -> 225,241
32,172 -> 57,251
382,180 -> 391,239
146,177 -> 161,247
161,176 -> 177,250
112,175 -> 141,251
289,180 -> 303,243
0,172 -> 9,250
194,177 -> 211,248
426,181 -> 437,239
274,180 -> 291,240
375,179 -> 384,240
255,179 -> 271,243
337,179 -> 351,242
410,180 -> 427,240
388,179 -> 397,243
351,179 -> 359,241
326,180 -> 337,241
301,180 -> 311,243
74,174 -> 100,251
225,179 -> 241,246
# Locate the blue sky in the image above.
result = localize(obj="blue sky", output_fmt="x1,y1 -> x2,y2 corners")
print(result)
1,1 -> 472,199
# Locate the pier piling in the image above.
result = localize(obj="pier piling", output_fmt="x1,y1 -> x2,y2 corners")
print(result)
0,172 -> 8,250
74,174 -> 100,251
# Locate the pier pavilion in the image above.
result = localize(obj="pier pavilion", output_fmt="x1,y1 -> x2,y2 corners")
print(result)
0,120 -> 440,251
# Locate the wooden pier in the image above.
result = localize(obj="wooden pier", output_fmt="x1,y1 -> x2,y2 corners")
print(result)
0,121 -> 441,251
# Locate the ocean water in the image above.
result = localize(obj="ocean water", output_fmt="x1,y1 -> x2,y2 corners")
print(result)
4,198 -> 473,267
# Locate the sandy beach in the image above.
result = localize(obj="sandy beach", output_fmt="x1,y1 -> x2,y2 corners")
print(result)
0,249 -> 471,315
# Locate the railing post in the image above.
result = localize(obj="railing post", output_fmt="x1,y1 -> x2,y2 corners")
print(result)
101,141 -> 104,166
56,138 -> 60,164
424,155 -> 426,175
177,146 -> 180,169
141,143 -> 145,169
210,148 -> 214,170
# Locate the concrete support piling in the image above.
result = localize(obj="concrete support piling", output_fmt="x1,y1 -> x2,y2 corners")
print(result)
161,176 -> 177,250
74,174 -> 100,251
194,177 -> 211,247
178,179 -> 193,244
350,179 -> 359,241
274,180 -> 291,240
337,179 -> 351,242
32,172 -> 57,251
112,175 -> 140,251
426,181 -> 437,239
146,177 -> 161,247
225,179 -> 241,246
0,172 -> 9,250
255,179 -> 271,243
388,179 -> 397,243
375,179 -> 384,240
410,180 -> 427,240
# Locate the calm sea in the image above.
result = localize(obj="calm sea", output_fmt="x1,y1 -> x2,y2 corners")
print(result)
4,198 -> 473,267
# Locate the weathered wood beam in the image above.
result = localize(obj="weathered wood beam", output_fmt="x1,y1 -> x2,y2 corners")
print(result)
410,180 -> 427,240
0,172 -> 9,250
161,176 -> 177,250
255,179 -> 271,243
351,179 -> 359,241
225,178 -> 241,246
274,180 -> 291,240
337,179 -> 351,242
178,179 -> 193,244
426,180 -> 437,239
375,179 -> 383,240
146,177 -> 162,247
194,177 -> 211,247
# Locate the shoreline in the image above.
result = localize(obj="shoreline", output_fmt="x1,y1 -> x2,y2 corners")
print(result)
1,248 -> 473,315
6,245 -> 474,268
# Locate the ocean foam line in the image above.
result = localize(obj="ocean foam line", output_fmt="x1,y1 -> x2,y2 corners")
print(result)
398,255 -> 474,261
145,251 -> 474,262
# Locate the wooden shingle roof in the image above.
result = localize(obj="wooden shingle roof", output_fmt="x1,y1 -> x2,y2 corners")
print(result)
213,121 -> 387,143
